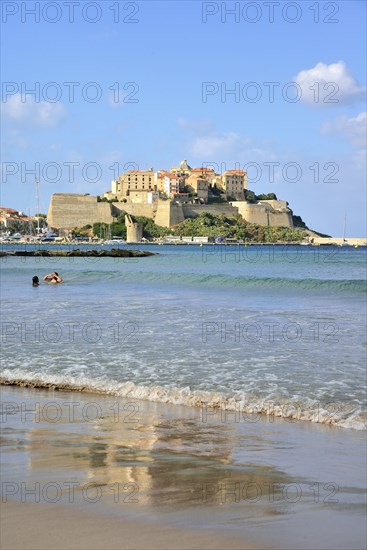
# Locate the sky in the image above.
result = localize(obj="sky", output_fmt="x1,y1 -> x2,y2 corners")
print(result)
1,0 -> 366,236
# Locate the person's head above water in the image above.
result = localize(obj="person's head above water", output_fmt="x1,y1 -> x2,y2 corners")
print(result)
43,272 -> 62,283
32,276 -> 39,286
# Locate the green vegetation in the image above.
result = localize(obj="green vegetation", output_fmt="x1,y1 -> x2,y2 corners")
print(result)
93,214 -> 127,239
245,191 -> 278,203
292,215 -> 307,229
134,217 -> 173,239
257,193 -> 277,200
291,214 -> 330,238
97,196 -> 119,203
82,211 -> 306,243
245,190 -> 257,203
7,214 -> 49,235
207,196 -> 227,204
91,215 -> 171,240
174,213 -> 306,243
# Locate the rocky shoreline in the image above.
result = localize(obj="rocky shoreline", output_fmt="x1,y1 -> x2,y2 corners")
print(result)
0,248 -> 155,257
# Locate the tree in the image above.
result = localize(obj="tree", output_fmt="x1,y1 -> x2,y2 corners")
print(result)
245,191 -> 256,203
257,193 -> 277,200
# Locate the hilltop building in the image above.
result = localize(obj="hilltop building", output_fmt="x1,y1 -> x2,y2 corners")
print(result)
219,170 -> 247,200
104,161 -> 247,205
112,169 -> 155,195
48,160 -> 294,231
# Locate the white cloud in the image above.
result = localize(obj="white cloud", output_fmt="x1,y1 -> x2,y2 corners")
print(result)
321,111 -> 367,148
294,61 -> 365,105
178,119 -> 285,187
178,119 -> 275,164
1,94 -> 66,127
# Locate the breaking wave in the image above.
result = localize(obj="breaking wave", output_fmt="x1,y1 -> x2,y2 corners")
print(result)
1,369 -> 365,431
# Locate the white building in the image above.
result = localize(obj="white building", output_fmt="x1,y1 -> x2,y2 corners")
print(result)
163,173 -> 180,196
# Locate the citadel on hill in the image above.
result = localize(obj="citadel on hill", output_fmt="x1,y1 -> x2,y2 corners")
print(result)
48,160 -> 294,233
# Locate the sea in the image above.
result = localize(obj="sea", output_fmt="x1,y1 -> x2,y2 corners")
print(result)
1,243 -> 366,430
1,243 -> 366,549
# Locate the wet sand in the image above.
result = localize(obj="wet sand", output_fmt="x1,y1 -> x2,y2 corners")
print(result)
1,500 -> 257,550
1,385 -> 366,550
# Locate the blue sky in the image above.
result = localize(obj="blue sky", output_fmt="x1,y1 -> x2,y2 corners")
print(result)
1,0 -> 366,236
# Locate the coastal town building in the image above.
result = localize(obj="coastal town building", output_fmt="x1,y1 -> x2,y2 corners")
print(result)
219,170 -> 247,200
188,167 -> 217,183
48,160 -> 294,231
0,207 -> 34,230
171,159 -> 192,176
185,177 -> 209,203
111,169 -> 155,197
105,162 -> 247,204
163,173 -> 180,196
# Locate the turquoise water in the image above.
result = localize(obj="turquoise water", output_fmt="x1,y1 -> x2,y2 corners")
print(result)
1,244 -> 366,429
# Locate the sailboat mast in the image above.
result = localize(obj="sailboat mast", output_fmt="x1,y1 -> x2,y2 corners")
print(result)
35,178 -> 40,234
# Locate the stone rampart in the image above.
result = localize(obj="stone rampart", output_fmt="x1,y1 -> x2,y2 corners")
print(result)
232,201 -> 293,227
233,202 -> 268,225
48,194 -> 294,231
268,212 -> 293,227
48,194 -> 114,229
154,201 -> 185,227
112,203 -> 155,219
182,204 -> 239,219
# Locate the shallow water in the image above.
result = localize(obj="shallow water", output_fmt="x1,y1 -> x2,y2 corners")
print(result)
1,244 -> 366,429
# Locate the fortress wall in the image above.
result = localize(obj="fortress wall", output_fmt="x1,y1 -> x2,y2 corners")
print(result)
112,203 -> 155,219
182,204 -> 239,219
258,200 -> 288,210
233,202 -> 269,225
48,194 -> 293,231
233,201 -> 293,228
268,212 -> 294,227
154,201 -> 185,228
170,204 -> 186,226
97,203 -> 116,224
48,194 -> 114,229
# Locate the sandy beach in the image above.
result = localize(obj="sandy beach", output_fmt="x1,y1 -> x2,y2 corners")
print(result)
1,385 -> 366,550
1,500 -> 259,550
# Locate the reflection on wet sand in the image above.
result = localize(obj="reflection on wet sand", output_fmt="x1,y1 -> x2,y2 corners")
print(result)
16,394 -> 299,516
2,386 -> 367,550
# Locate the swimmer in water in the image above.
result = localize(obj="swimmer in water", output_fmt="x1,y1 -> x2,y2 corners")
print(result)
43,271 -> 63,284
32,276 -> 39,286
